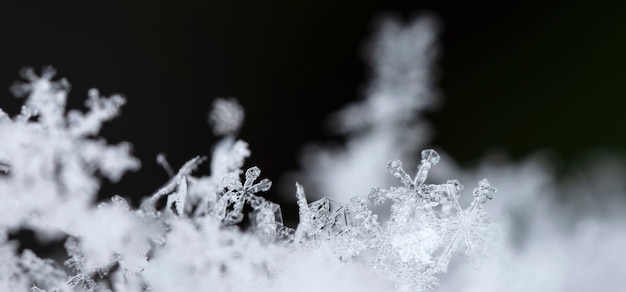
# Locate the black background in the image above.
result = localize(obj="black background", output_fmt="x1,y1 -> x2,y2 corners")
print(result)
1,0 -> 626,218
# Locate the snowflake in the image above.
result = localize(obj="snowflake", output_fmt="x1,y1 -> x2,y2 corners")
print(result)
365,149 -> 499,291
287,149 -> 499,291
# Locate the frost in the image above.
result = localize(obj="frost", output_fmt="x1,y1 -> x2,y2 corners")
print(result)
0,8 -> 622,292
0,13 -> 504,292
0,67 -> 496,291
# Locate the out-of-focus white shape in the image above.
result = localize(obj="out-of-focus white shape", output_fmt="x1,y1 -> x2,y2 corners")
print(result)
1,67 -> 140,197
0,67 -> 145,291
430,150 -> 626,292
282,13 -> 441,202
208,97 -> 244,136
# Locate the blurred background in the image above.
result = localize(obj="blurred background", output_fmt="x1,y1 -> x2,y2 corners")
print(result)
0,0 -> 625,216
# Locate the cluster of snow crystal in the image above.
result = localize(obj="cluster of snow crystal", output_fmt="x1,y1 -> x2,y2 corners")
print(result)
0,13 -> 505,292
280,11 -> 626,292
0,66 -> 498,292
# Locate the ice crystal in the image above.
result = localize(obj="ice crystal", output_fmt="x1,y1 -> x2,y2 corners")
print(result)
365,149 -> 498,291
293,148 -> 498,291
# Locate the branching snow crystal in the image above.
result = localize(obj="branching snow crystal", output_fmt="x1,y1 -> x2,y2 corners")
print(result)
220,166 -> 272,224
363,149 -> 499,291
294,149 -> 499,292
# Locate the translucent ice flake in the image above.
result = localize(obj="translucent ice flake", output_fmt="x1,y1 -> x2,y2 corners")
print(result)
166,176 -> 188,216
330,197 -> 382,260
145,156 -> 206,206
387,160 -> 414,188
250,200 -> 287,243
219,166 -> 274,226
299,196 -> 349,240
414,149 -> 440,188
472,178 -> 496,204
244,166 -> 272,194
354,149 -> 500,291
368,186 -> 387,205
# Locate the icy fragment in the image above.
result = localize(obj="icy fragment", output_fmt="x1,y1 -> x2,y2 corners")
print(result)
250,200 -> 284,243
472,179 -> 496,204
332,196 -> 381,258
386,160 -> 414,188
294,182 -> 311,242
166,176 -> 188,215
216,166 -> 274,227
248,178 -> 272,194
245,166 -> 261,187
295,184 -> 360,243
277,226 -> 296,244
414,149 -> 440,187
368,186 -> 387,205
421,149 -> 440,165
304,197 -> 349,238
222,172 -> 243,191
145,155 -> 206,209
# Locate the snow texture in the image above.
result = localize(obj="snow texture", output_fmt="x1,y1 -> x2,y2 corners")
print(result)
286,11 -> 626,292
2,10 -> 623,292
0,63 -> 498,292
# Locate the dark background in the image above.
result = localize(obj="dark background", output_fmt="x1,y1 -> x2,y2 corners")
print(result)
1,0 -> 625,218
